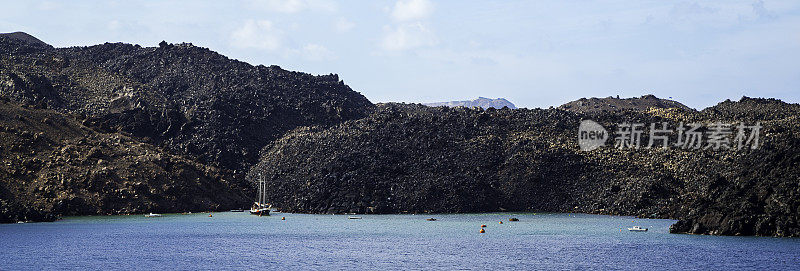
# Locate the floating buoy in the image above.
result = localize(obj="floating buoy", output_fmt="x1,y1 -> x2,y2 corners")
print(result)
480,228 -> 485,233
481,224 -> 487,228
509,218 -> 519,221
208,213 -> 213,217
499,221 -> 503,224
281,217 -> 285,220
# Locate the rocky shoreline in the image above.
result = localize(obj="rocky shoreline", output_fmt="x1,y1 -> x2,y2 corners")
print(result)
248,99 -> 799,237
1,32 -> 797,237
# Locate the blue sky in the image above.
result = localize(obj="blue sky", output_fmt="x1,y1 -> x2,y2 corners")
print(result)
1,0 -> 798,109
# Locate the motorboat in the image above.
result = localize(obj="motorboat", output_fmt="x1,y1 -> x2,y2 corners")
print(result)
144,213 -> 162,217
348,216 -> 362,219
628,226 -> 648,232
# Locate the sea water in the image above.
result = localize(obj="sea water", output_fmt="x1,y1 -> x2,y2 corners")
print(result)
1,212 -> 798,270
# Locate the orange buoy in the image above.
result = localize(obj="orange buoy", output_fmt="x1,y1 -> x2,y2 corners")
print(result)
208,213 -> 213,217
499,221 -> 503,224
281,217 -> 286,220
480,228 -> 485,233
481,224 -> 487,228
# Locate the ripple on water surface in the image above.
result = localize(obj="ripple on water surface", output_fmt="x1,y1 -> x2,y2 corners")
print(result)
1,212 -> 798,270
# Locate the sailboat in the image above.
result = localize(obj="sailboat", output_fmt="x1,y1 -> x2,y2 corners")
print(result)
250,179 -> 270,216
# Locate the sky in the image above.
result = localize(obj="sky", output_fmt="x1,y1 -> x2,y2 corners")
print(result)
0,0 -> 798,109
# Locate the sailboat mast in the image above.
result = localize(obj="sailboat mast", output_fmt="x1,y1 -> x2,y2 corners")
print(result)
257,179 -> 262,206
260,179 -> 266,207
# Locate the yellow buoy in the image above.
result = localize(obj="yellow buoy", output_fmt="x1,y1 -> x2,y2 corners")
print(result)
208,213 -> 212,217
480,228 -> 485,233
499,221 -> 503,224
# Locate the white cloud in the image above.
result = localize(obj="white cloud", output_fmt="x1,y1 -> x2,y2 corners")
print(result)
107,20 -> 121,31
37,1 -> 60,10
391,0 -> 433,21
335,17 -> 355,32
752,0 -> 776,20
300,43 -> 337,61
670,2 -> 717,19
381,0 -> 437,51
230,20 -> 282,50
248,0 -> 336,13
381,22 -> 437,51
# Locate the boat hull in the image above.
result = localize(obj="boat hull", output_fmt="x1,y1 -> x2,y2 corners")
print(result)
250,209 -> 270,216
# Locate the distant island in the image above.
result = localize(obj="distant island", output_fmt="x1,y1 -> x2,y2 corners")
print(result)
423,97 -> 517,109
1,32 -> 798,238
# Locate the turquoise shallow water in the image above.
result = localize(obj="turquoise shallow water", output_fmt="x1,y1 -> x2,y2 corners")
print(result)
1,212 -> 798,270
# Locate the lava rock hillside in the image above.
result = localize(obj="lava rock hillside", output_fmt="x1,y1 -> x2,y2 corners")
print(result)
250,99 -> 799,237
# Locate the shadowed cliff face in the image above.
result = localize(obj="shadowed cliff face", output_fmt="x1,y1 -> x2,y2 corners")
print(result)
249,99 -> 800,237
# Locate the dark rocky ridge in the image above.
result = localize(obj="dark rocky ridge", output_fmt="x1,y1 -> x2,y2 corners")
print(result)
0,33 -> 374,178
559,94 -> 693,113
0,32 -> 374,222
0,99 -> 248,222
249,98 -> 799,237
0,32 -> 51,48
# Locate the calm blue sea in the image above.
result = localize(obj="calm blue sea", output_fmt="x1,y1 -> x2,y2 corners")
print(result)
1,212 -> 798,270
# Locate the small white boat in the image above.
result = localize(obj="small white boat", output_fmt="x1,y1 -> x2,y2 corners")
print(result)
144,213 -> 162,217
628,226 -> 648,232
348,216 -> 362,219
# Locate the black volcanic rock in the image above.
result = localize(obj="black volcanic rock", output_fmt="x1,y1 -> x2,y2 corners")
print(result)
0,32 -> 373,222
0,32 -> 53,54
0,99 -> 249,223
1,33 -> 797,237
559,95 -> 693,113
0,33 -> 374,177
250,98 -> 799,237
0,32 -> 50,47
